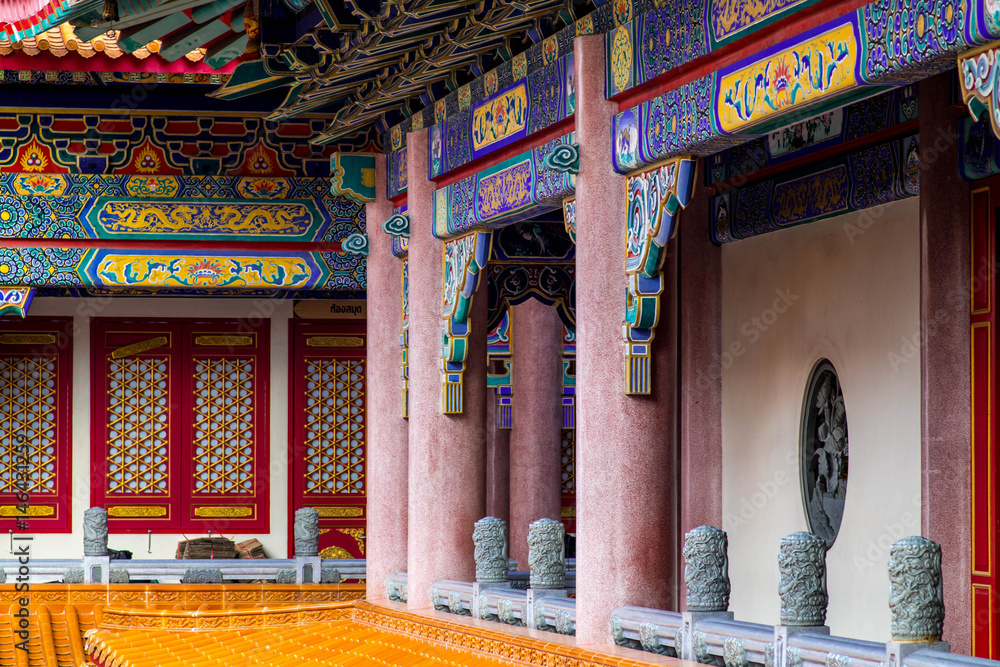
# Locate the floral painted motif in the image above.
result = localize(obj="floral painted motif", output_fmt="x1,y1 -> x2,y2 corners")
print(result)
458,85 -> 472,111
512,52 -> 528,80
124,176 -> 180,198
236,178 -> 291,199
718,22 -> 856,133
472,84 -> 529,156
542,35 -> 560,64
610,26 -> 634,94
12,174 -> 65,196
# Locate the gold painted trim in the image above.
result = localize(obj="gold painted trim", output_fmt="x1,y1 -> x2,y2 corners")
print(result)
194,335 -> 254,347
193,506 -> 254,518
306,336 -> 364,348
560,507 -> 575,518
0,505 -> 54,516
972,582 -> 994,657
315,506 -> 363,518
112,336 -> 169,359
972,321 -> 993,578
107,505 -> 168,517
0,333 -> 56,346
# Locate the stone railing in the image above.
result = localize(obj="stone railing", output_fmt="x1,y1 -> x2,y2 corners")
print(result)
426,516 -> 990,666
427,516 -> 577,635
611,528 -> 971,667
0,507 -> 364,585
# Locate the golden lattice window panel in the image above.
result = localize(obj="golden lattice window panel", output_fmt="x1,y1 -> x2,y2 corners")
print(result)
303,358 -> 365,495
106,357 -> 170,495
192,358 -> 255,494
0,356 -> 58,494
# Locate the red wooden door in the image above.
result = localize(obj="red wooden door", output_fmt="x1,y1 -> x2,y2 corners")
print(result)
971,180 -> 999,658
289,320 -> 367,558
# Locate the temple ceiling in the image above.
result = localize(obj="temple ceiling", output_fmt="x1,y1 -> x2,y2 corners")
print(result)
0,0 -> 590,145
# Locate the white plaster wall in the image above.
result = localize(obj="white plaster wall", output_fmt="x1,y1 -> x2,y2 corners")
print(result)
24,297 -> 293,561
721,197 -> 922,642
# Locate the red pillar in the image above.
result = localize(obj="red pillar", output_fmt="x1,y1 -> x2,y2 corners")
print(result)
573,34 -> 678,645
365,153 -> 408,600
919,73 -> 972,654
486,398 -> 511,524
406,128 -> 488,609
678,181 -> 723,592
509,298 -> 564,568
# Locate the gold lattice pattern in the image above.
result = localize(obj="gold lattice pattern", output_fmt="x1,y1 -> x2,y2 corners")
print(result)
0,356 -> 58,494
107,357 -> 170,495
304,359 -> 365,495
192,358 -> 255,494
560,429 -> 574,494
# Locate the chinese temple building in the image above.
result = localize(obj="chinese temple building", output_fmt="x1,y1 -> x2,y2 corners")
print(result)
4,0 -> 1000,664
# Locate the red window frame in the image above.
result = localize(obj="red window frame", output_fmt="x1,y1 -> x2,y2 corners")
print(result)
0,317 -> 73,533
288,320 -> 367,558
91,318 -> 269,533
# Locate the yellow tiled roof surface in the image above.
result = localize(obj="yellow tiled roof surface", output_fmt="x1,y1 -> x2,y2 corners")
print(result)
0,23 -> 205,61
0,585 -> 688,667
88,618 -> 513,667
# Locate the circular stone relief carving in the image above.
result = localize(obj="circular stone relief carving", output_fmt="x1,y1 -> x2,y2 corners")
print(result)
800,359 -> 848,548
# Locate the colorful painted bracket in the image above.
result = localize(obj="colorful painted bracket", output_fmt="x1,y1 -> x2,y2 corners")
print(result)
961,42 -> 1000,142
401,258 -> 409,419
342,234 -> 369,255
330,153 -> 377,203
441,230 -> 493,414
486,307 -> 513,429
383,211 -> 411,260
0,288 -> 35,318
562,198 -> 576,242
623,156 -> 696,395
562,353 -> 575,430
381,205 -> 411,418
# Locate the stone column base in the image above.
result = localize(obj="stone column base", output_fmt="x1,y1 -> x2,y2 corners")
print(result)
526,589 -> 567,629
885,640 -> 950,667
83,556 -> 109,584
295,556 -> 321,584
